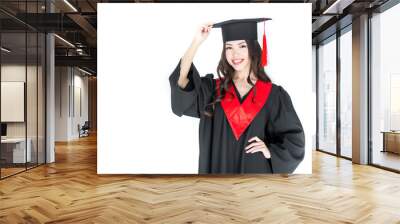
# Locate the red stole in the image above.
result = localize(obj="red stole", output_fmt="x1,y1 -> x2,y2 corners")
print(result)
216,79 -> 272,140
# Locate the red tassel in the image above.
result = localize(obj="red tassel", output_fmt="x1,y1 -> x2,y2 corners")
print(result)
261,22 -> 267,67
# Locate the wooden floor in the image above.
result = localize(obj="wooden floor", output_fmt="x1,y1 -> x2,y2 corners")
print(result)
1,134 -> 400,223
373,150 -> 400,171
0,167 -> 26,178
1,162 -> 45,178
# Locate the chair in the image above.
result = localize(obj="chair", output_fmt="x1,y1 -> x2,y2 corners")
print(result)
79,121 -> 90,138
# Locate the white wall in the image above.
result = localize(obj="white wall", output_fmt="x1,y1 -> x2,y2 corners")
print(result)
74,72 -> 89,136
55,67 -> 89,141
1,65 -> 26,125
1,65 -> 28,141
1,65 -> 38,138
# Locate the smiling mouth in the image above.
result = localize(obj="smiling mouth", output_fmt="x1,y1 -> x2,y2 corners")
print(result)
232,59 -> 244,65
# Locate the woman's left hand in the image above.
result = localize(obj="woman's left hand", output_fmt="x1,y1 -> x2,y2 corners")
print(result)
245,136 -> 271,159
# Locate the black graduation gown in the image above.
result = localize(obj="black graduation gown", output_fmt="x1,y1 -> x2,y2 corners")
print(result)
169,60 -> 305,174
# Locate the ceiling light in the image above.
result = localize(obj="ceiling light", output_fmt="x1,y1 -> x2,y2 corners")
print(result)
1,47 -> 11,53
63,0 -> 78,12
78,67 -> 93,76
54,34 -> 75,48
322,0 -> 355,15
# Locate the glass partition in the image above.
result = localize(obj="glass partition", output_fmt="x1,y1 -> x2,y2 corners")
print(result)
318,36 -> 337,155
0,1 -> 46,179
1,31 -> 28,177
27,30 -> 38,169
38,31 -> 45,165
339,28 -> 352,158
371,3 -> 400,171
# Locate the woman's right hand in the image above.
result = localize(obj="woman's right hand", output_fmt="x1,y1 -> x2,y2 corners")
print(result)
178,22 -> 213,89
193,22 -> 213,45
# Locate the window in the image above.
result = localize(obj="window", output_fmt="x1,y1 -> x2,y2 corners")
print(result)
318,36 -> 337,154
371,2 -> 400,171
340,28 -> 352,158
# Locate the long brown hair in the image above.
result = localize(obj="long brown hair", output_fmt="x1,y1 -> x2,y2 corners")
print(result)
204,39 -> 271,117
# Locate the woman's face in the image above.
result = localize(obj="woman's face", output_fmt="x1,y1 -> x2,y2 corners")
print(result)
225,40 -> 250,73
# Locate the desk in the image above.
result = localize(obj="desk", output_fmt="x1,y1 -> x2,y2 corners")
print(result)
1,138 -> 32,163
381,131 -> 400,154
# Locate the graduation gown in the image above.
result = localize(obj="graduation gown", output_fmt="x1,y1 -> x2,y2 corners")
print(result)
169,60 -> 305,174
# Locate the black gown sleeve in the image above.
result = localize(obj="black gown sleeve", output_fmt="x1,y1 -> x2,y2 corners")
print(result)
168,59 -> 215,118
266,86 -> 305,174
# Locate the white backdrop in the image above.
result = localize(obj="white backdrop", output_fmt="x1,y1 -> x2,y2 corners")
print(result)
98,3 -> 313,174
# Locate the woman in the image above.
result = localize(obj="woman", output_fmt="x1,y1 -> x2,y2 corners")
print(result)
169,18 -> 305,174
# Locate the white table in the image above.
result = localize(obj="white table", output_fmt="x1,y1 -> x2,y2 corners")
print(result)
1,138 -> 32,163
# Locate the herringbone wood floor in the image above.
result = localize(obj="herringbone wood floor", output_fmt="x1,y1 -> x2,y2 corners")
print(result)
1,133 -> 400,224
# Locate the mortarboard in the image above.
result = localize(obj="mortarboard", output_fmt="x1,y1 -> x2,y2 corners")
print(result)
212,18 -> 271,67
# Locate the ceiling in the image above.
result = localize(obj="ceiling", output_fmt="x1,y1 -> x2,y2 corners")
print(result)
0,0 -> 393,75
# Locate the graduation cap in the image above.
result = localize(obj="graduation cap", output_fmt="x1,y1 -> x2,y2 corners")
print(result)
212,18 -> 271,67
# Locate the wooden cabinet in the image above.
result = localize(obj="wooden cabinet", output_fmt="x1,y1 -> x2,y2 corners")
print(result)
382,131 -> 400,154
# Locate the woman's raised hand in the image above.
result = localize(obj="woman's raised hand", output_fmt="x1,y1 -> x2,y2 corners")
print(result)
193,22 -> 213,45
178,22 -> 213,89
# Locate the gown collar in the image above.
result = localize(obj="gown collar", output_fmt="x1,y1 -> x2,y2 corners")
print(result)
232,80 -> 253,104
216,78 -> 272,140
